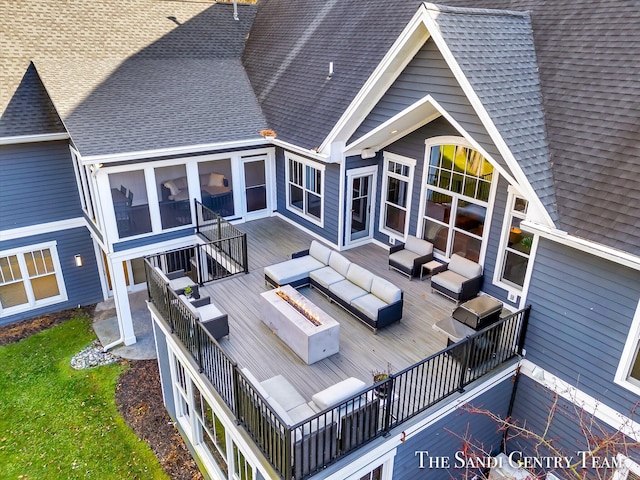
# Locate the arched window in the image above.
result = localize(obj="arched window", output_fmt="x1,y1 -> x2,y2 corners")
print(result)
419,140 -> 493,262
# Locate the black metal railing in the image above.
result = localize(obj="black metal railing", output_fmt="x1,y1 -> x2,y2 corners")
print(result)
145,258 -> 530,480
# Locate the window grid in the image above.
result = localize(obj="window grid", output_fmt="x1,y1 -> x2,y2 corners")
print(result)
0,246 -> 64,313
233,443 -> 254,480
499,196 -> 531,290
381,157 -> 412,238
287,156 -> 323,224
193,384 -> 228,475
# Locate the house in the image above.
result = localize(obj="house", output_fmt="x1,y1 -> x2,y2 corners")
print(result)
2,1 -> 639,479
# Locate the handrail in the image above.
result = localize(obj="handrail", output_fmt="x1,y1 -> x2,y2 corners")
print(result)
145,256 -> 530,480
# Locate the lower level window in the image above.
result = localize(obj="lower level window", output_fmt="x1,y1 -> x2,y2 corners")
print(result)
0,243 -> 66,315
233,443 -> 254,480
360,465 -> 383,480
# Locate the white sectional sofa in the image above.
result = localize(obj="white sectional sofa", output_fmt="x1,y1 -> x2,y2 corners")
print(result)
264,240 -> 404,332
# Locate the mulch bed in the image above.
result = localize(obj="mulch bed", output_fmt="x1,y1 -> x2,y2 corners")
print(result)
0,307 -> 204,480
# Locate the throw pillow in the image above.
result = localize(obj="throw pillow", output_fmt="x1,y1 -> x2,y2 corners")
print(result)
208,173 -> 226,187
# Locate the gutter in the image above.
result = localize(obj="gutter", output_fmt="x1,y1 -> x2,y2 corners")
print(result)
521,220 -> 640,271
0,132 -> 69,145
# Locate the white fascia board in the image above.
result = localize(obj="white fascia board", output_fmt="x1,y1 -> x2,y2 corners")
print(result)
421,6 -> 555,228
344,95 -> 441,155
521,220 -> 640,271
0,132 -> 69,145
270,138 -> 331,163
520,359 -> 640,442
0,217 -> 86,242
79,138 -> 269,165
319,5 -> 432,154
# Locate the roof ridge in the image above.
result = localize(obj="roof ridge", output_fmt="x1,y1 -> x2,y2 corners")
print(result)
423,2 -> 529,18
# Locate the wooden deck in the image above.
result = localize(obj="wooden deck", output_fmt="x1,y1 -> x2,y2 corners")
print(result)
199,216 -> 460,402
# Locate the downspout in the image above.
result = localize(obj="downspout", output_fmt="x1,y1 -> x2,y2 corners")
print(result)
233,0 -> 239,21
502,364 -> 521,452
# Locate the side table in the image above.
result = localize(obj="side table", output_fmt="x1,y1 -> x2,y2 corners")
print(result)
420,260 -> 446,280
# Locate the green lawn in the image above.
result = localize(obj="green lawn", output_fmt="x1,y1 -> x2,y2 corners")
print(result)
0,313 -> 169,480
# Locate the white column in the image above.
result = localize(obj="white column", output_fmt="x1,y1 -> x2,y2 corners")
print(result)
108,256 -> 137,345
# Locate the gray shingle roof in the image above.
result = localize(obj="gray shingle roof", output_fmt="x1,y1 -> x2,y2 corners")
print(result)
242,0 -> 425,150
2,1 -> 265,155
0,63 -> 65,137
433,0 -> 640,257
427,4 -> 558,223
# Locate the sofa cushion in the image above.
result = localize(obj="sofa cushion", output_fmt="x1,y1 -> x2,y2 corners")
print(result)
287,403 -> 317,424
351,294 -> 387,320
264,256 -> 324,286
328,252 -> 351,277
208,173 -> 226,187
163,180 -> 181,196
261,375 -> 307,411
431,270 -> 467,294
448,254 -> 482,278
311,377 -> 366,411
329,279 -> 368,304
388,249 -> 419,270
404,235 -> 433,256
269,398 -> 294,425
309,266 -> 345,289
309,240 -> 332,265
346,264 -> 374,292
370,277 -> 402,304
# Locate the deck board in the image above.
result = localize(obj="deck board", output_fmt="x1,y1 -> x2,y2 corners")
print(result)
201,216 -> 460,401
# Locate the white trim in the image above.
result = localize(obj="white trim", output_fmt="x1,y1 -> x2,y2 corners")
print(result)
612,454 -> 640,480
271,137 -> 331,163
80,138 -> 268,164
0,132 -> 69,145
378,152 -> 416,242
345,166 -> 378,247
109,235 -> 199,261
520,359 -> 640,443
150,306 -> 278,480
491,186 -> 538,307
320,5 -> 432,153
0,241 -> 68,317
520,220 -> 640,272
324,447 -> 396,480
614,300 -> 640,396
284,152 -> 326,228
416,137 -> 495,262
0,217 -> 86,241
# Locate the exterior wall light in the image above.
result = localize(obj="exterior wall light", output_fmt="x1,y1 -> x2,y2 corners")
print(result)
74,255 -> 83,267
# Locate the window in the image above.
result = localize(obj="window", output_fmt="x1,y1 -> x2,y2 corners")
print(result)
286,153 -> 324,225
379,153 -> 415,239
359,465 -> 383,480
156,165 -> 191,229
109,170 -> 152,238
615,300 -> 640,395
198,159 -> 234,217
233,442 -> 254,480
0,243 -> 67,316
193,384 -> 228,476
173,356 -> 191,424
497,191 -> 532,290
420,141 -> 493,262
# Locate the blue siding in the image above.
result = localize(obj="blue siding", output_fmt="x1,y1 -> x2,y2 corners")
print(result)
525,239 -> 640,415
373,117 -> 459,244
0,140 -> 81,230
393,374 -> 514,479
350,38 -> 509,174
508,375 -> 640,471
152,321 -> 176,418
113,226 -> 196,252
0,226 -> 103,326
274,148 -> 339,244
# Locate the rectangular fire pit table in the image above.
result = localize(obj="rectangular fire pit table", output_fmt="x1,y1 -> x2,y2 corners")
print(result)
260,285 -> 340,364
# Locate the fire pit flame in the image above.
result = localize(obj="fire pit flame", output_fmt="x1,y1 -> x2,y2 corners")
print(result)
275,288 -> 322,326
